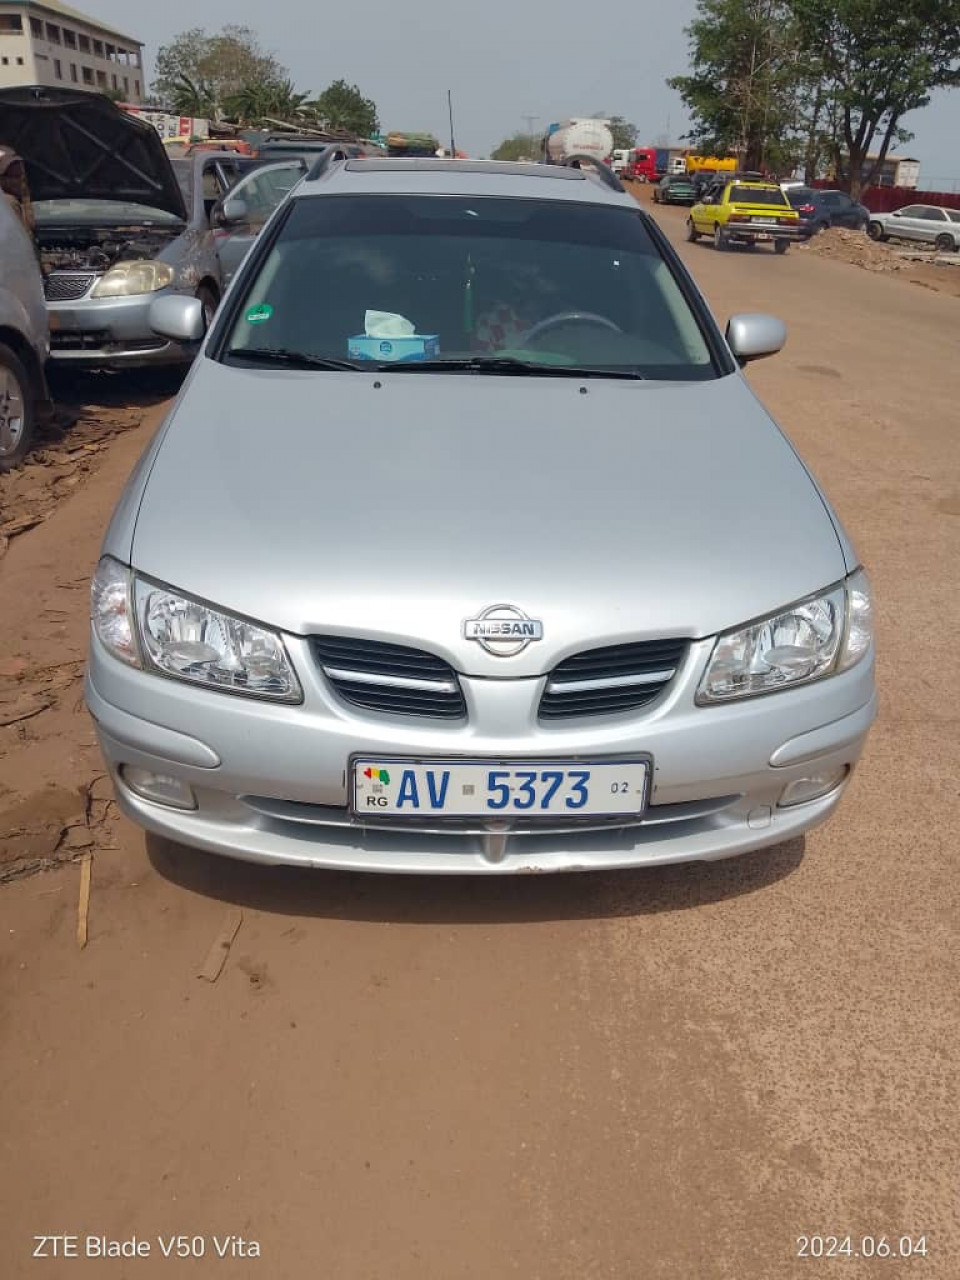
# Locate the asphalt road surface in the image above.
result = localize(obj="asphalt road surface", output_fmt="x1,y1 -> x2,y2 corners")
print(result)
1,194 -> 957,1279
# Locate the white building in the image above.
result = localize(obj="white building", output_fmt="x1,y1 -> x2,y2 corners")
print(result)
0,0 -> 143,102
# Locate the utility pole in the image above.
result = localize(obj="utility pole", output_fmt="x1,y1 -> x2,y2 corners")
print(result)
522,114 -> 539,156
447,89 -> 456,157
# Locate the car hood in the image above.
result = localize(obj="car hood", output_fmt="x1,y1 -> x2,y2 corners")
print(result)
0,87 -> 187,220
131,360 -> 848,677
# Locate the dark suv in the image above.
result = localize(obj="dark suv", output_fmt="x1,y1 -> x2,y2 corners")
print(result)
786,188 -> 869,235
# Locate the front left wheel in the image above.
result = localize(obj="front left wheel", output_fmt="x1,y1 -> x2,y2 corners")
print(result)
0,342 -> 35,473
686,219 -> 700,242
713,224 -> 727,251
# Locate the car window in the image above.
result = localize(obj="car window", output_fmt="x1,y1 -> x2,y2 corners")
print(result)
228,163 -> 304,224
918,207 -> 947,220
729,186 -> 789,206
221,195 -> 721,380
947,210 -> 960,224
897,206 -> 923,217
821,192 -> 848,207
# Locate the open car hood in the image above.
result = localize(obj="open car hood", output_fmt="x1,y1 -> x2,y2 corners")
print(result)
0,87 -> 187,220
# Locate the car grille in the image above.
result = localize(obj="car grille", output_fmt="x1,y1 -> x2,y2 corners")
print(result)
539,639 -> 687,719
44,272 -> 96,301
310,635 -> 466,719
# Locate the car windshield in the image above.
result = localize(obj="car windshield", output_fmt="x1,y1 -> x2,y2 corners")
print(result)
730,186 -> 789,206
32,199 -> 184,226
788,189 -> 816,203
222,194 -> 718,380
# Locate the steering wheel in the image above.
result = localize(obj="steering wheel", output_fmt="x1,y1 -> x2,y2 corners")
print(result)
521,311 -> 623,345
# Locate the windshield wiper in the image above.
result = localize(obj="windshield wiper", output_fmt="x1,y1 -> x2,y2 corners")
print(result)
379,357 -> 647,380
226,347 -> 363,371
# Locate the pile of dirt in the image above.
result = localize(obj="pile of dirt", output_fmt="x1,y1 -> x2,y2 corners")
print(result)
795,227 -> 908,272
0,404 -> 142,558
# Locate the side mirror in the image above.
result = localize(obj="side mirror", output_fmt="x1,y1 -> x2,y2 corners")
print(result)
726,313 -> 787,365
215,195 -> 249,227
891,210 -> 901,218
150,294 -> 206,343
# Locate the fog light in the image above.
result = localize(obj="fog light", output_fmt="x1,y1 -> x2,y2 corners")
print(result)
778,766 -> 849,808
120,765 -> 196,811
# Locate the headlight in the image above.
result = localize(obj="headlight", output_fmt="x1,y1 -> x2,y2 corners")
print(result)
91,557 -> 140,667
92,261 -> 175,298
697,570 -> 873,703
134,578 -> 301,702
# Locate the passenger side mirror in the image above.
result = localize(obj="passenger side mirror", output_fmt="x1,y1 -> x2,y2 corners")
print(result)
149,295 -> 206,343
725,313 -> 787,365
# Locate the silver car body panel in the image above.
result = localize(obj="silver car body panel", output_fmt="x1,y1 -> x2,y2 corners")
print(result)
88,160 -> 875,872
0,196 -> 49,378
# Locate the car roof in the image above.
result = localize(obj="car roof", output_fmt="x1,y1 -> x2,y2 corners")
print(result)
295,157 -> 635,208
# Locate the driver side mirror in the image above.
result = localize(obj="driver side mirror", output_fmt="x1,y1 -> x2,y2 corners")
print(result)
726,313 -> 787,365
213,195 -> 249,228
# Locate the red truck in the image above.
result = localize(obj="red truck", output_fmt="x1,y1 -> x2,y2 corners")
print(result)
623,147 -> 658,183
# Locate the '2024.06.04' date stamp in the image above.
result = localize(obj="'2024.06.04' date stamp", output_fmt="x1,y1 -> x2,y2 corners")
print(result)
797,1236 -> 930,1260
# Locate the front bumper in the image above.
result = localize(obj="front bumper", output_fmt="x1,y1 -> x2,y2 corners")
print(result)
48,291 -> 195,367
85,630 -> 876,874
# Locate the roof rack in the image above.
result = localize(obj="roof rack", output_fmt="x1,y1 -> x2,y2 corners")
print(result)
563,155 -> 626,193
305,148 -> 349,181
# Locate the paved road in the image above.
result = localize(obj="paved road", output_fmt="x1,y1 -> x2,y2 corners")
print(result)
1,197 -> 957,1279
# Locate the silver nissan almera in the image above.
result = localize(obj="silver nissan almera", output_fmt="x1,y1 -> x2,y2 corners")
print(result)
86,158 -> 875,874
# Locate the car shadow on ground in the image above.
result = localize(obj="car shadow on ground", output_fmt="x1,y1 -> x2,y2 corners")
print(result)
45,366 -> 186,417
146,834 -> 805,925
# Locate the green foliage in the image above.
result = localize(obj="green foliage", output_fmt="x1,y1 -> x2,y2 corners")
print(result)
152,26 -> 283,119
308,80 -> 379,137
491,134 -> 541,161
607,116 -> 638,150
791,0 -> 960,193
224,77 -> 310,126
670,0 -> 960,191
668,0 -> 804,172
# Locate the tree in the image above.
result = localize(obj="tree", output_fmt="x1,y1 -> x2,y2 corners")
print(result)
491,133 -> 541,161
308,80 -> 379,137
152,25 -> 283,118
607,116 -> 638,150
791,0 -> 960,196
224,77 -> 311,126
668,0 -> 807,173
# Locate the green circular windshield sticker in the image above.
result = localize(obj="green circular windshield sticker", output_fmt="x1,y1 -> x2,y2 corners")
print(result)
245,303 -> 273,325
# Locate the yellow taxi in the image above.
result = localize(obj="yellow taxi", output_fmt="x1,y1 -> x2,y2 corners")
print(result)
688,180 -> 804,253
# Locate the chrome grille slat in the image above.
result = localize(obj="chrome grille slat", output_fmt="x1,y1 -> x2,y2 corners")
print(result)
541,638 -> 687,719
311,635 -> 466,719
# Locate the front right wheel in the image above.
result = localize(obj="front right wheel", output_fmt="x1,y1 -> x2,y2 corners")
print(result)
0,342 -> 35,473
686,219 -> 700,242
935,233 -> 955,253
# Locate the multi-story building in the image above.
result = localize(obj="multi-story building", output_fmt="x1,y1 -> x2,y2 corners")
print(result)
0,0 -> 143,103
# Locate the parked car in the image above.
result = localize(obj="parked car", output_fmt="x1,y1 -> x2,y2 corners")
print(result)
0,182 -> 50,470
867,204 -> 960,252
0,87 -> 258,368
785,187 -> 869,235
87,157 -> 875,874
255,136 -> 354,165
653,174 -> 697,206
688,181 -> 803,252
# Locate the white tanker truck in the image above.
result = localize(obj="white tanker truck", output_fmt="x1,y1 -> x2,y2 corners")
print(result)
544,119 -> 614,167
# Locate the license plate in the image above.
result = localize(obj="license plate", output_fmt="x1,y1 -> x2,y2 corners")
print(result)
755,233 -> 771,241
352,758 -> 649,819
752,217 -> 777,224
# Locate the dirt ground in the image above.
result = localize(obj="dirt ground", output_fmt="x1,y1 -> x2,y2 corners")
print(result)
1,199 -> 958,1279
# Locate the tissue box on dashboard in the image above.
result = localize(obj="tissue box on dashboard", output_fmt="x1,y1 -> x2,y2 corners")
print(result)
348,335 -> 440,363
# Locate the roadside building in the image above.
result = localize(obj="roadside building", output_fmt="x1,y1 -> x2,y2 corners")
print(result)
0,0 -> 143,102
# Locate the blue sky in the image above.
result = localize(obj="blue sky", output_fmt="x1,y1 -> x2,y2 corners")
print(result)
90,0 -> 960,191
